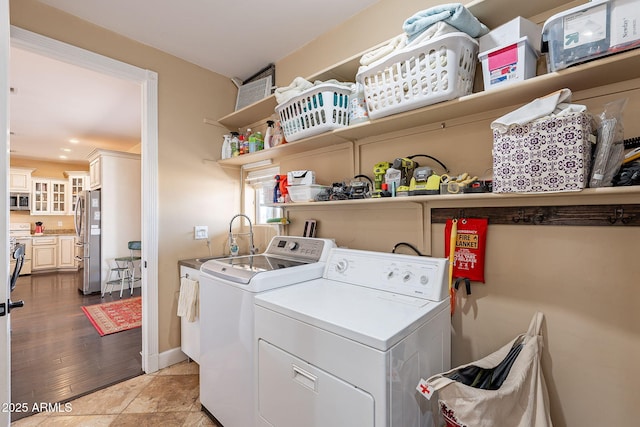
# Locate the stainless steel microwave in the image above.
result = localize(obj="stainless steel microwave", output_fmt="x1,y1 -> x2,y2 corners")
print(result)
9,192 -> 30,211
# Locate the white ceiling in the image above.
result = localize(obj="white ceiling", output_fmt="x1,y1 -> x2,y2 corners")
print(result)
11,0 -> 382,163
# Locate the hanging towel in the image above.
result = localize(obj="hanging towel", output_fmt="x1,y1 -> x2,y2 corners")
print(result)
491,88 -> 587,133
177,277 -> 199,323
402,3 -> 489,43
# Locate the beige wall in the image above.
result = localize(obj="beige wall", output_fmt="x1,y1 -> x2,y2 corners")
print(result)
9,0 -> 240,354
274,1 -> 640,426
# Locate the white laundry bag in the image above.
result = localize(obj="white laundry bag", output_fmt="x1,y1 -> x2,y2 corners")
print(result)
418,312 -> 552,427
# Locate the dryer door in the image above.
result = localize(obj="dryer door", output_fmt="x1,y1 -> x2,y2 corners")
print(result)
258,340 -> 375,427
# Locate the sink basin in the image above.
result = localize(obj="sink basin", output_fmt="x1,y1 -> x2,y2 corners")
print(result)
195,256 -> 227,263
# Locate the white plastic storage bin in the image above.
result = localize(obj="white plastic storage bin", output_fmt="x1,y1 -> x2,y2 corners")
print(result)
479,16 -> 542,53
287,185 -> 328,202
479,37 -> 538,90
542,0 -> 640,72
275,83 -> 351,142
356,32 -> 478,120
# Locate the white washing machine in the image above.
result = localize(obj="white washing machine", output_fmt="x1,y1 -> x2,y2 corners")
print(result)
199,236 -> 336,427
254,248 -> 451,427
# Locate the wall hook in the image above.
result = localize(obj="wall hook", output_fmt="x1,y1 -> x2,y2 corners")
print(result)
512,209 -> 531,223
532,211 -> 545,225
609,207 -> 624,224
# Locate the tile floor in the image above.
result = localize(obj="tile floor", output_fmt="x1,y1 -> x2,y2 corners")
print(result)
11,361 -> 217,426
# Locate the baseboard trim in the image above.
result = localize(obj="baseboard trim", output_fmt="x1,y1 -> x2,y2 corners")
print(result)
158,347 -> 188,370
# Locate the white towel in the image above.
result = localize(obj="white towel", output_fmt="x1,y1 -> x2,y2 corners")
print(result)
491,89 -> 587,133
177,277 -> 199,323
275,77 -> 354,105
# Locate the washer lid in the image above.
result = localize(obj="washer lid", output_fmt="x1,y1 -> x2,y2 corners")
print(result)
255,279 -> 449,351
201,254 -> 307,284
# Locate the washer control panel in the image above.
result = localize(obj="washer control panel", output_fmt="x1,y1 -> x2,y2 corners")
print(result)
265,236 -> 335,262
325,248 -> 448,301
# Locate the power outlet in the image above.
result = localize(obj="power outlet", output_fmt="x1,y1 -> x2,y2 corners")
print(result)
194,225 -> 208,240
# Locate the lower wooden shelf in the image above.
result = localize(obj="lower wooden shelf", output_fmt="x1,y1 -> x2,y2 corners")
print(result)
268,186 -> 640,209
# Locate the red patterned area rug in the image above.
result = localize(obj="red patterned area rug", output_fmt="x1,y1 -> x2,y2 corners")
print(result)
82,297 -> 142,336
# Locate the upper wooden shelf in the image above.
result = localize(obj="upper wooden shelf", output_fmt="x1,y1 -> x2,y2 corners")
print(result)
217,0 -> 570,133
218,47 -> 640,167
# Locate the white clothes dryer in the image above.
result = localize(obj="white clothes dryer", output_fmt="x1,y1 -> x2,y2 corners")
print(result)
198,236 -> 335,427
254,248 -> 451,427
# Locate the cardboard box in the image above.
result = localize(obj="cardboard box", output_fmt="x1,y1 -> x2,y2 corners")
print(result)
479,37 -> 538,90
492,112 -> 594,193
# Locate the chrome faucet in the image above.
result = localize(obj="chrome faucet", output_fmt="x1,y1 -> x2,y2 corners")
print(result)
229,214 -> 256,255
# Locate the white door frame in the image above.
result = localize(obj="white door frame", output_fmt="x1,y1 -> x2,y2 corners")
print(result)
7,27 -> 160,377
1,0 -> 12,425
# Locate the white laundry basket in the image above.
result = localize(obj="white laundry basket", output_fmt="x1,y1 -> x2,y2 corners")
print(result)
275,83 -> 351,142
357,32 -> 479,120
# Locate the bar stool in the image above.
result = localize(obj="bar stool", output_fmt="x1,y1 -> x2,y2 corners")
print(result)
103,240 -> 141,298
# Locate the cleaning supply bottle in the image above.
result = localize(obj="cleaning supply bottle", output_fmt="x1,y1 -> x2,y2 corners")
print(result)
229,236 -> 239,256
221,134 -> 232,159
272,120 -> 285,146
230,132 -> 240,157
263,120 -> 275,149
248,130 -> 263,153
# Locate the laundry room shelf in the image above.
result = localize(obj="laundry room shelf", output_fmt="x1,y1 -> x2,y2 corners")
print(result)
268,186 -> 640,210
218,47 -> 640,168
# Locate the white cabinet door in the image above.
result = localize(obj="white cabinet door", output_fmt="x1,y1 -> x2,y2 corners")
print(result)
50,180 -> 67,214
65,171 -> 88,214
31,178 -> 67,214
31,179 -> 49,214
89,157 -> 101,190
179,265 -> 200,363
57,236 -> 76,269
9,167 -> 34,192
32,237 -> 58,271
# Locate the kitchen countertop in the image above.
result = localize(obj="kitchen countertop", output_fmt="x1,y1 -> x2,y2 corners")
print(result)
178,255 -> 228,270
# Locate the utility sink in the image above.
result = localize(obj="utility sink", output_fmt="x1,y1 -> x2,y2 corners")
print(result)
195,256 -> 227,263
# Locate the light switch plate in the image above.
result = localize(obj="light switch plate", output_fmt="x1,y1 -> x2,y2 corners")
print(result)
194,225 -> 208,240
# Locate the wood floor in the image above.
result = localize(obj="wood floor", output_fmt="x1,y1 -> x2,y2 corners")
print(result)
9,270 -> 143,422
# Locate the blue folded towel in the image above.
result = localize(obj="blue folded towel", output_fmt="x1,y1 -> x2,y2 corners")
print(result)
403,3 -> 489,43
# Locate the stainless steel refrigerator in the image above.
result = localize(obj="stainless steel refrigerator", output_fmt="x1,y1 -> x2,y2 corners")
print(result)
74,189 -> 101,295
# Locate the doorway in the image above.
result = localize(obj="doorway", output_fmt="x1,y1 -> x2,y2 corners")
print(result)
5,25 -> 159,419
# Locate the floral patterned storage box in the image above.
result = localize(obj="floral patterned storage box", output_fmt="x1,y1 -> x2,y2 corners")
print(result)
492,112 -> 594,193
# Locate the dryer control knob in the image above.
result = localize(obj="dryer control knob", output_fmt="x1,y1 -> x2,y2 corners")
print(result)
402,271 -> 413,283
288,241 -> 299,250
335,260 -> 349,273
420,275 -> 429,285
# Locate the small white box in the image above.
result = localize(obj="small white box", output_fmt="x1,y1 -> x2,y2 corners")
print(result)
479,37 -> 538,90
287,184 -> 327,202
480,16 -> 542,53
287,170 -> 315,186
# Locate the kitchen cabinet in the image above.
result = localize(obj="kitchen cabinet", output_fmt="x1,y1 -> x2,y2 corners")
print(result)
9,167 -> 35,192
57,235 -> 77,270
89,156 -> 101,190
215,0 -> 640,210
179,265 -> 200,363
31,178 -> 67,215
65,171 -> 88,214
32,236 -> 57,271
32,235 -> 79,272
